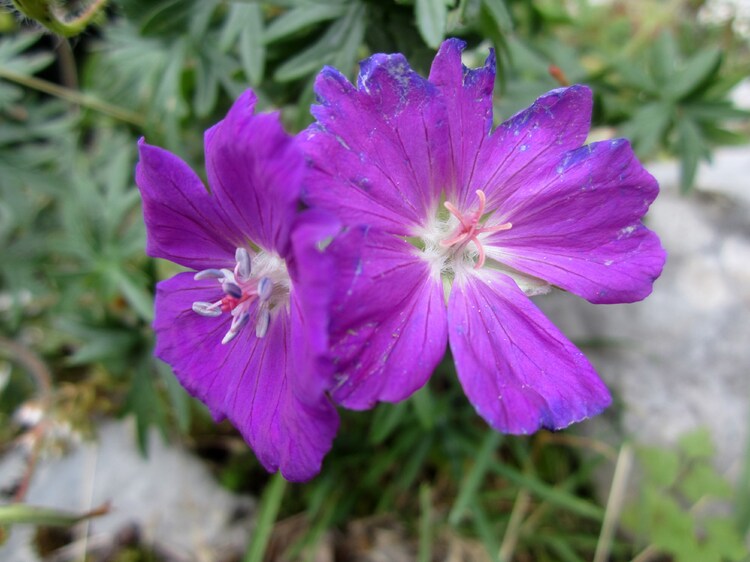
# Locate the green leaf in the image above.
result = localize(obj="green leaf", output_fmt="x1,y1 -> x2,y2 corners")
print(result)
681,464 -> 732,502
683,100 -> 750,122
274,2 -> 365,82
0,82 -> 22,106
264,3 -> 347,43
668,49 -> 722,101
639,446 -> 680,488
151,40 -> 189,147
677,117 -> 708,193
193,50 -> 220,117
616,60 -> 659,95
736,422 -> 750,535
156,360 -> 191,433
110,268 -> 154,322
330,3 -> 366,76
650,31 -> 679,88
646,491 -> 697,555
0,34 -> 54,97
137,0 -> 200,36
678,428 -> 714,460
239,4 -> 265,85
481,0 -> 512,32
64,325 -> 140,367
1,49 -> 54,76
533,0 -> 573,24
124,360 -> 168,454
621,101 -> 673,158
415,0 -> 448,48
702,518 -> 749,562
187,0 -> 218,38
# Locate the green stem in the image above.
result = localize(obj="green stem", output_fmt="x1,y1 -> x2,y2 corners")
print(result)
418,483 -> 433,562
243,472 -> 288,562
0,502 -> 110,527
0,65 -> 146,127
0,337 -> 52,403
12,0 -> 108,37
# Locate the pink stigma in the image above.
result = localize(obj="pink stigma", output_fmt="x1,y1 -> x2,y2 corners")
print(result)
440,190 -> 512,269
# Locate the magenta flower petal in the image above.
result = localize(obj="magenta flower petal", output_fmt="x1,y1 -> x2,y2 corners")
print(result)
136,140 -> 240,270
302,56 -> 449,235
470,85 -> 594,212
325,228 -> 448,409
154,272 -> 338,482
428,38 -> 495,203
287,210 -> 341,398
448,271 -> 611,433
204,90 -> 303,255
487,139 -> 666,303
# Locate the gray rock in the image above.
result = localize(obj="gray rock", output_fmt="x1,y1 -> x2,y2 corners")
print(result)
0,420 -> 254,562
538,146 -> 750,475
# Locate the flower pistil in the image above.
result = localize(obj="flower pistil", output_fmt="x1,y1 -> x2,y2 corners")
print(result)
440,190 -> 512,269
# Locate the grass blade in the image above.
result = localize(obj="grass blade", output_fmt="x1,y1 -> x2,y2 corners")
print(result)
492,462 -> 604,522
243,472 -> 287,562
449,430 -> 502,525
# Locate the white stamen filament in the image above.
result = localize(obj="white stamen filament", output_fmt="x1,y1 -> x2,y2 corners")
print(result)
255,307 -> 270,338
190,248 -> 289,344
192,301 -> 222,317
235,247 -> 252,281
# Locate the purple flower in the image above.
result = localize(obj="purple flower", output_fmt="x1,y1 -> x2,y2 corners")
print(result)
136,90 -> 340,481
301,39 -> 666,433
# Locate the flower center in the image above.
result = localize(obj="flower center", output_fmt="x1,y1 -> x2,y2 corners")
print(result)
440,190 -> 512,269
413,189 -> 512,284
191,248 -> 289,344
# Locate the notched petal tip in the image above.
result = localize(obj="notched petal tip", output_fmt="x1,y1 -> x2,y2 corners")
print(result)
440,37 -> 467,51
430,37 -> 496,87
355,51 -> 436,103
483,48 -> 496,71
313,65 -> 356,104
357,52 -> 407,82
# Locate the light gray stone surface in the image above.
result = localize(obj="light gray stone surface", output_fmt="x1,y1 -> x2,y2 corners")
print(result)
538,146 -> 750,475
0,420 -> 254,562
